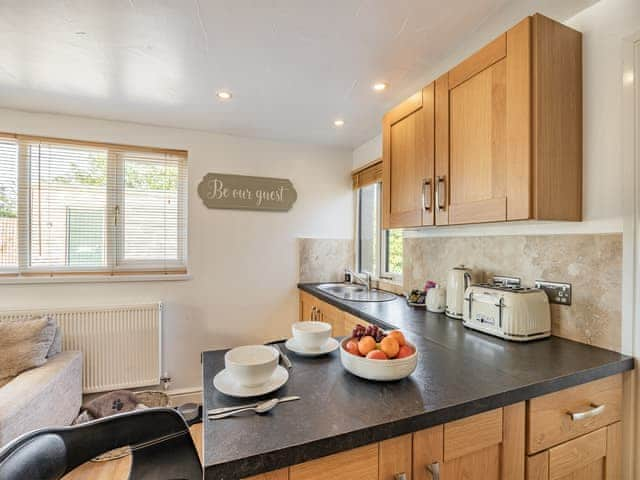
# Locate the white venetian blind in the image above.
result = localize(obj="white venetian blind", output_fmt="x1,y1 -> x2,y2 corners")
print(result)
0,133 -> 188,276
0,136 -> 18,271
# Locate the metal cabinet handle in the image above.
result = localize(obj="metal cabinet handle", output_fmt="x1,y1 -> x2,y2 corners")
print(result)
422,179 -> 432,211
426,462 -> 440,480
435,176 -> 446,211
568,404 -> 605,421
394,474 -> 407,480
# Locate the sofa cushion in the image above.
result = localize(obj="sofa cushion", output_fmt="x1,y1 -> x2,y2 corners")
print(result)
0,317 -> 56,386
0,351 -> 83,448
47,320 -> 62,358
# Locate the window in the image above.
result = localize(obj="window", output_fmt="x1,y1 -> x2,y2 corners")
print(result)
355,174 -> 403,283
0,134 -> 187,278
357,183 -> 379,275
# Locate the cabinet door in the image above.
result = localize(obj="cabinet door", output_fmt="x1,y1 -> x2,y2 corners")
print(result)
380,434 -> 412,480
243,468 -> 289,480
318,302 -> 343,334
447,35 -> 508,225
438,19 -> 531,225
343,312 -> 372,337
299,291 -> 319,321
290,444 -> 378,480
413,404 -> 524,480
382,84 -> 435,229
526,423 -> 621,480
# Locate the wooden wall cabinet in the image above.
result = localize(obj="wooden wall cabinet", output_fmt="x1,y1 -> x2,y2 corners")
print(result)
382,84 -> 435,229
382,13 -> 582,228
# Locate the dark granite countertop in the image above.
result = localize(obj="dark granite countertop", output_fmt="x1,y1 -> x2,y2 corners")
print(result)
202,283 -> 633,479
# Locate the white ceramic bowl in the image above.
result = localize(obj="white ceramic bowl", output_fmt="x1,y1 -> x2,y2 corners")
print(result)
339,338 -> 418,381
291,321 -> 332,350
224,345 -> 279,387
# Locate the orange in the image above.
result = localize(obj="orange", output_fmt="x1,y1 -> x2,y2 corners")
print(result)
387,330 -> 406,347
345,339 -> 360,356
357,336 -> 377,356
396,345 -> 414,359
380,336 -> 400,358
366,350 -> 388,360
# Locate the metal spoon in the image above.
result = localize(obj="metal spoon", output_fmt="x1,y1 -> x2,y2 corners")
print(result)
208,398 -> 280,420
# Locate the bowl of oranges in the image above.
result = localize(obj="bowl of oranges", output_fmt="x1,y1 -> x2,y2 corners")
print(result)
340,324 -> 417,381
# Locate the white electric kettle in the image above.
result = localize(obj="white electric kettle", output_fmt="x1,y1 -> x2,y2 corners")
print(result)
445,265 -> 472,319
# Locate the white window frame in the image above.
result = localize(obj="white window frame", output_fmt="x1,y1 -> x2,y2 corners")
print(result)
355,181 -> 402,284
112,152 -> 188,273
1,134 -> 188,281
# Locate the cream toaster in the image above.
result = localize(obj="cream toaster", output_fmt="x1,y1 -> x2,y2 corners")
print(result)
463,284 -> 551,341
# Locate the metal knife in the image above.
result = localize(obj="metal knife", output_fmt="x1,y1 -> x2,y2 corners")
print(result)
207,395 -> 300,416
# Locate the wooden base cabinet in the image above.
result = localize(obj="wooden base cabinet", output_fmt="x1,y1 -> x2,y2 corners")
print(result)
525,374 -> 623,480
413,404 -> 525,480
526,423 -> 621,480
299,291 -> 343,333
299,291 -> 373,337
242,372 -> 624,480
244,469 -> 289,480
343,312 -> 372,337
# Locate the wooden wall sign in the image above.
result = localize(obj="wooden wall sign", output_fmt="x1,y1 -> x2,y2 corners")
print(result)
198,173 -> 297,212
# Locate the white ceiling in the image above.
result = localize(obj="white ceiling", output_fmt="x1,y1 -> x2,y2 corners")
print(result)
0,1 -> 586,148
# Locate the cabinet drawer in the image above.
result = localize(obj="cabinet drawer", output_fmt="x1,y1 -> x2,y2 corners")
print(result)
289,444 -> 378,480
527,374 -> 622,454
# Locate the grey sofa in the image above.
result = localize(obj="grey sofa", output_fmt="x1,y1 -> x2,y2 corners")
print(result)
0,346 -> 82,448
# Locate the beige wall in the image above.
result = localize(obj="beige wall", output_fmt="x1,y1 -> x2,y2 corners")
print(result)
298,238 -> 353,284
404,233 -> 622,352
0,108 -> 353,391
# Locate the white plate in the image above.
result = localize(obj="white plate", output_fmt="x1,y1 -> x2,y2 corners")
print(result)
285,337 -> 339,357
213,365 -> 289,398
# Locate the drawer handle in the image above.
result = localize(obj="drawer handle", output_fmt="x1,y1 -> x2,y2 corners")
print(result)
426,462 -> 440,480
568,403 -> 605,421
394,474 -> 407,480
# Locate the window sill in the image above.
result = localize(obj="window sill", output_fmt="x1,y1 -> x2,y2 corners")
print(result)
373,277 -> 404,295
0,273 -> 192,285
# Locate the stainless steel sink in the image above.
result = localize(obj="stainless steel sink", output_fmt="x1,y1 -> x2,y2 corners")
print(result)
316,283 -> 397,302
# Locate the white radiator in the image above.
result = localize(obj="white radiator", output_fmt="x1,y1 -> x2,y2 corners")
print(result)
0,302 -> 162,393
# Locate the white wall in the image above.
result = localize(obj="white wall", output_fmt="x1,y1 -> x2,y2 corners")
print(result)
353,0 -> 635,236
352,134 -> 382,171
0,108 -> 353,391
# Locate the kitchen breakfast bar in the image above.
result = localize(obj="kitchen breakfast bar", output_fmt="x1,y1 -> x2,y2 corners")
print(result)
202,285 -> 633,479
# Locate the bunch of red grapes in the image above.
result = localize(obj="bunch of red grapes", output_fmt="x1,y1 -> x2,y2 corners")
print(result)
352,324 -> 387,343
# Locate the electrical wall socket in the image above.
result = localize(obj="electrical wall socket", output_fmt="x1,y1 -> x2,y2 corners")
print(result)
535,280 -> 572,305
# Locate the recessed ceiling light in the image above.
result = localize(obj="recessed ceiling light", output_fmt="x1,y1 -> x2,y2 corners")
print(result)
373,82 -> 388,91
216,90 -> 232,100
333,119 -> 345,127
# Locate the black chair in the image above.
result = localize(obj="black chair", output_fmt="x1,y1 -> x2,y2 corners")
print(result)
0,408 -> 202,480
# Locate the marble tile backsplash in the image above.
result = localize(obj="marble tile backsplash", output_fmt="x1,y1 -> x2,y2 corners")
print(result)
404,233 -> 622,352
298,238 -> 354,283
